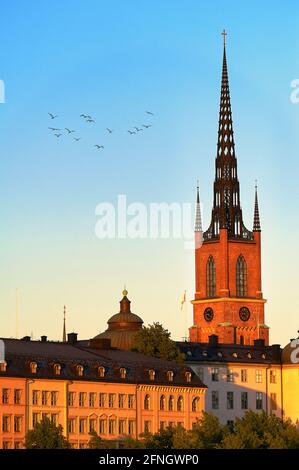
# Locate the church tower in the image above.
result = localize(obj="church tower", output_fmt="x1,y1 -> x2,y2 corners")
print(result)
189,32 -> 269,346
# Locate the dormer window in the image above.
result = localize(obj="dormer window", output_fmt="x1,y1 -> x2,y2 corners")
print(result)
30,362 -> 37,374
53,363 -> 61,376
149,369 -> 155,381
232,352 -> 238,358
185,371 -> 192,383
261,353 -> 266,359
120,368 -> 127,379
167,370 -> 174,382
76,364 -> 84,377
217,352 -> 223,358
0,361 -> 7,372
98,366 -> 105,378
247,352 -> 252,359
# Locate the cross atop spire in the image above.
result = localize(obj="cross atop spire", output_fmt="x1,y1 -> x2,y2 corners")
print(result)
221,29 -> 227,47
195,181 -> 202,233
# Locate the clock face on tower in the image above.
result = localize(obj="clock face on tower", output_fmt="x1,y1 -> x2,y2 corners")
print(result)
204,307 -> 214,322
239,306 -> 250,322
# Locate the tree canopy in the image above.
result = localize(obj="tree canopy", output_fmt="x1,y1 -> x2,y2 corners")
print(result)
25,417 -> 71,449
131,322 -> 185,363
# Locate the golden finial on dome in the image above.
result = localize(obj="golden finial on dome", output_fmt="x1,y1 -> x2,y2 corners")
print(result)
122,286 -> 128,296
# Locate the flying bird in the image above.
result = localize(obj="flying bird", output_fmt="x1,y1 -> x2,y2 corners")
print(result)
48,113 -> 58,119
74,137 -> 81,141
94,144 -> 104,149
86,119 -> 95,123
80,114 -> 88,118
48,127 -> 61,131
145,111 -> 154,116
127,130 -> 136,135
54,133 -> 62,138
134,127 -> 143,132
86,115 -> 93,119
142,124 -> 152,129
106,128 -> 113,134
65,128 -> 75,134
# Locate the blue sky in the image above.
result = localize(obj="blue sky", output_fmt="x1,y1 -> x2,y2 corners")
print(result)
0,1 -> 298,346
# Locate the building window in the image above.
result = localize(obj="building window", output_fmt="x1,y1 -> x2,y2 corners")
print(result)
169,395 -> 175,411
68,392 -> 75,407
32,390 -> 39,405
167,370 -> 174,382
53,363 -> 61,376
109,393 -> 115,408
14,442 -> 22,449
32,413 -> 39,427
99,419 -> 106,435
241,369 -> 248,383
160,421 -> 166,430
227,392 -> 234,410
212,391 -> 219,410
14,389 -> 21,405
30,362 -> 37,374
177,396 -> 184,412
118,394 -> 125,408
206,255 -> 216,297
68,418 -> 76,434
2,415 -> 10,432
51,414 -> 58,425
149,369 -> 155,381
227,369 -> 234,382
270,393 -> 277,411
256,392 -> 263,410
197,367 -> 204,382
108,419 -> 116,435
119,419 -> 126,435
79,418 -> 86,434
89,418 -> 97,433
128,420 -> 135,435
144,394 -> 150,410
99,393 -> 106,408
51,391 -> 58,406
2,388 -> 9,404
14,416 -> 22,432
76,365 -> 84,377
89,392 -> 96,408
256,370 -> 263,383
227,420 -> 234,431
211,367 -> 219,381
185,371 -> 192,383
98,366 -> 105,378
241,392 -> 248,410
192,397 -> 200,412
270,370 -> 277,384
128,394 -> 134,409
160,395 -> 166,411
79,392 -> 85,407
42,391 -> 48,406
2,441 -> 10,449
120,368 -> 127,379
0,361 -> 7,372
236,255 -> 247,297
144,421 -> 151,434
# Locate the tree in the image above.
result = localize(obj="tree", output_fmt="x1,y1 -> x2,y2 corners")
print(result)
220,411 -> 299,449
131,322 -> 185,363
88,430 -> 115,449
190,412 -> 226,449
25,417 -> 71,449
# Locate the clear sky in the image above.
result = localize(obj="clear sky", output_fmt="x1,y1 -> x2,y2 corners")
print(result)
0,1 -> 298,347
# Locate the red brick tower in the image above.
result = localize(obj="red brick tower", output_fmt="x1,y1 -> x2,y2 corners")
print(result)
189,32 -> 269,346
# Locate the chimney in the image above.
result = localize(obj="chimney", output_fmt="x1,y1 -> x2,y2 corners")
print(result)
271,344 -> 281,361
41,335 -> 47,342
67,333 -> 78,344
21,336 -> 31,342
88,337 -> 111,350
208,334 -> 219,346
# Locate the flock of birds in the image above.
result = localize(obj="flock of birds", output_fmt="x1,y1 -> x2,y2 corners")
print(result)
47,111 -> 154,151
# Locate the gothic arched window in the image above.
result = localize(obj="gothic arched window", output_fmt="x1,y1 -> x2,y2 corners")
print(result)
144,394 -> 150,410
206,256 -> 216,297
236,255 -> 247,297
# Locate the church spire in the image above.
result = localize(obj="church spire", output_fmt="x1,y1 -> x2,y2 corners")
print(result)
194,181 -> 202,233
62,305 -> 66,343
203,31 -> 253,242
253,183 -> 261,231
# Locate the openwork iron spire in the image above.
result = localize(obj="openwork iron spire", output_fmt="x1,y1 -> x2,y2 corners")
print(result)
203,31 -> 253,241
63,305 -> 66,343
253,184 -> 261,231
194,182 -> 202,233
